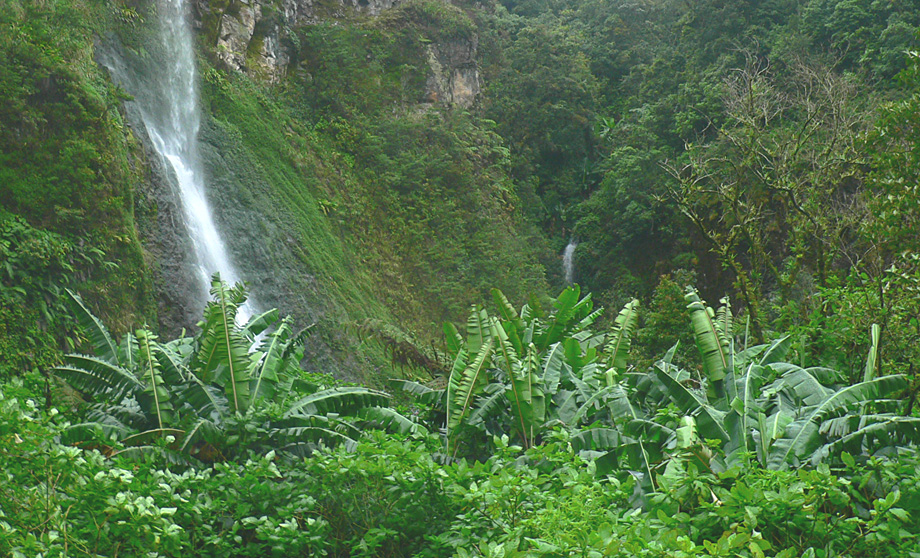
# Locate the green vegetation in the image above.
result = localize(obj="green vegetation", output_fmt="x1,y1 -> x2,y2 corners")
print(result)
0,0 -> 155,381
54,278 -> 415,463
3,286 -> 920,556
6,0 -> 920,556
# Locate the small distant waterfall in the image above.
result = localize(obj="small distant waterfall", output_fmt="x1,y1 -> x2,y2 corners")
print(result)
562,240 -> 577,285
100,0 -> 251,320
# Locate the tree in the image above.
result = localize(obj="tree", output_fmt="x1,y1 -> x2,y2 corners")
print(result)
664,55 -> 871,337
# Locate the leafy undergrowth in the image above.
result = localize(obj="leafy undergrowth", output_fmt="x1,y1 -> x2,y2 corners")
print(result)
2,387 -> 919,558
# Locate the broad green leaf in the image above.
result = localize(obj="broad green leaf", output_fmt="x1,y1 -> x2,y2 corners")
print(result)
54,354 -> 145,401
357,406 -> 428,436
195,275 -> 252,414
541,342 -> 566,395
655,368 -> 729,443
389,379 -> 445,408
759,336 -> 793,366
768,375 -> 908,468
863,323 -> 881,382
66,289 -> 119,364
606,299 -> 639,375
686,289 -> 730,400
136,329 -> 173,429
284,387 -> 390,417
443,322 -> 464,358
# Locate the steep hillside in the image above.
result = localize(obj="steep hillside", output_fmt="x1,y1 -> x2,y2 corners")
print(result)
1,0 -> 551,382
0,1 -> 157,380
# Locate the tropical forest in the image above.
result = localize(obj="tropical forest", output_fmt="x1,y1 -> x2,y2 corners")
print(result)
4,0 -> 920,555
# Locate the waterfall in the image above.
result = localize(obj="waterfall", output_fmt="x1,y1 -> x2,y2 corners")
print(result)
100,0 -> 252,320
562,240 -> 577,285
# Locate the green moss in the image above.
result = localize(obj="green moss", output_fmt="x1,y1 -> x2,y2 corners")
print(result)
198,9 -> 546,352
0,0 -> 156,376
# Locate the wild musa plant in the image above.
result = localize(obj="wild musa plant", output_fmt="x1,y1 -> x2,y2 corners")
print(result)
397,286 -> 920,492
608,289 -> 920,486
395,286 -> 642,457
55,275 -> 419,461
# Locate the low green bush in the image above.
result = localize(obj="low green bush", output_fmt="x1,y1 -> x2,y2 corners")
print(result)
3,383 -> 919,558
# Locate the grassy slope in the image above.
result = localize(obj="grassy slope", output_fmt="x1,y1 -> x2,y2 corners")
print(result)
192,1 -> 548,380
0,0 -> 548,384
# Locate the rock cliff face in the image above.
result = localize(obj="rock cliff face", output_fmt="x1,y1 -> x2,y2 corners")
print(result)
423,37 -> 481,107
195,0 -> 481,105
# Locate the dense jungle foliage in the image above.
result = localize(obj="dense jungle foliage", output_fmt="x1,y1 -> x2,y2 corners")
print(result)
5,0 -> 920,556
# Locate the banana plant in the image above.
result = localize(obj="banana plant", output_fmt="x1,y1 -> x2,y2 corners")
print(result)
636,291 -> 920,472
55,276 -> 415,461
418,287 -> 643,457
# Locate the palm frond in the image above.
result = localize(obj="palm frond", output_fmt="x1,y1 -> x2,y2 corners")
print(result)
54,354 -> 145,401
605,299 -> 640,375
66,289 -> 118,363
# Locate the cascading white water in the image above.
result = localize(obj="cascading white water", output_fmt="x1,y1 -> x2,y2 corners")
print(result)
101,0 -> 251,320
562,240 -> 577,285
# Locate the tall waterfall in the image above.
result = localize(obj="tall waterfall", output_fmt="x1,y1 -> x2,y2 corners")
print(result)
562,240 -> 577,285
101,0 -> 251,319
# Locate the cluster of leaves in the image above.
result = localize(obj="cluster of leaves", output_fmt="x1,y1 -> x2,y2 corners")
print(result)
3,272 -> 920,557
398,286 -> 920,502
0,212 -> 84,380
3,386 -> 919,558
394,286 -> 639,456
54,276 -> 419,463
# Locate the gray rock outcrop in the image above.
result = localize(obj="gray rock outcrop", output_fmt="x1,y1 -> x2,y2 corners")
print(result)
423,37 -> 481,107
195,0 -> 481,105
